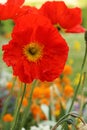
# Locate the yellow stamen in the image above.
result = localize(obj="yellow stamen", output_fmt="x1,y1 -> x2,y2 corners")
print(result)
23,42 -> 44,62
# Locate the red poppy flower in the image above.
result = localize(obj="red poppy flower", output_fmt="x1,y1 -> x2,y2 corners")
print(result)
2,14 -> 69,83
13,5 -> 39,22
15,5 -> 38,17
39,1 -> 85,33
0,0 -> 24,20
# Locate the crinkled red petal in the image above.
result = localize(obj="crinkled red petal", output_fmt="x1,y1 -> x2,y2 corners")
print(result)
0,0 -> 25,20
39,1 -> 82,30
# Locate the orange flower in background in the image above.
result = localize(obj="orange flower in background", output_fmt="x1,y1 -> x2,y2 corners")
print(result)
54,103 -> 61,116
62,76 -> 71,85
6,82 -> 13,89
39,81 -> 50,88
54,75 -> 71,91
39,1 -> 85,33
54,77 -> 62,85
3,14 -> 68,83
31,103 -> 46,120
43,88 -> 50,98
22,97 -> 28,107
3,114 -> 13,122
63,65 -> 73,75
40,98 -> 49,105
32,86 -> 50,99
63,85 -> 74,98
33,87 -> 43,99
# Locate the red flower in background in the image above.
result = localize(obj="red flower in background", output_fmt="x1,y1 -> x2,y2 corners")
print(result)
2,14 -> 68,83
0,0 -> 39,22
39,1 -> 85,33
15,5 -> 38,18
0,0 -> 85,33
0,0 -> 24,20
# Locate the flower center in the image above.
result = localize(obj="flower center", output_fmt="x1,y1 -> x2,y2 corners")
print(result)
28,46 -> 38,55
23,42 -> 44,62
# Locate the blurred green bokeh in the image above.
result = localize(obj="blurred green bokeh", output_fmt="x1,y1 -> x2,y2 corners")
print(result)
82,7 -> 87,29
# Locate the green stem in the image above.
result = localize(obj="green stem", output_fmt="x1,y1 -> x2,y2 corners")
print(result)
0,77 -> 16,121
68,74 -> 82,112
11,82 -> 23,130
13,82 -> 23,116
61,34 -> 87,130
51,113 -> 70,130
81,41 -> 87,71
79,72 -> 86,115
51,112 -> 86,130
52,118 -> 78,130
68,42 -> 87,112
11,84 -> 27,130
20,80 -> 37,129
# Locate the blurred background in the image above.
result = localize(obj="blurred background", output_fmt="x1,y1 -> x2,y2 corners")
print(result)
0,1 -> 87,128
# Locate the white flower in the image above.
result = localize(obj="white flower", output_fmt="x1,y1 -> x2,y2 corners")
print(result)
39,124 -> 50,130
30,124 -> 50,130
22,128 -> 25,130
30,126 -> 39,130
